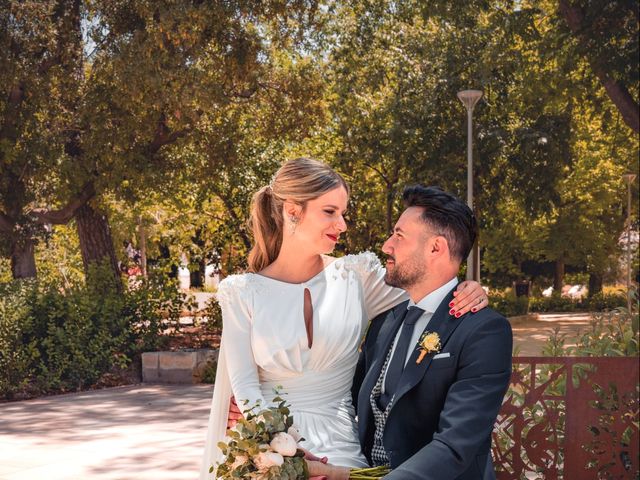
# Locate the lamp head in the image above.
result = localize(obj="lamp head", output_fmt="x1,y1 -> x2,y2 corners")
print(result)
457,89 -> 483,111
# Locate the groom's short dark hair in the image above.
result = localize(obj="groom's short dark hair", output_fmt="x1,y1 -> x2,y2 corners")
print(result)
402,185 -> 478,263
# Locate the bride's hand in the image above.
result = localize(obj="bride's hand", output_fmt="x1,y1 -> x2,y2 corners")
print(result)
301,447 -> 328,464
451,280 -> 488,317
306,460 -> 350,480
226,396 -> 243,430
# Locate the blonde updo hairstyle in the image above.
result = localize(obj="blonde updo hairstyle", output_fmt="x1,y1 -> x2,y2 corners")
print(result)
248,157 -> 349,273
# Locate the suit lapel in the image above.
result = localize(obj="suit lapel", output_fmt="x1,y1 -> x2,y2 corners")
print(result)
391,287 -> 463,407
358,300 -> 408,443
360,300 -> 408,399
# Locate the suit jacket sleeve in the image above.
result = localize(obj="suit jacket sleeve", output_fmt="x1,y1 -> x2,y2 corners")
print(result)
385,313 -> 512,479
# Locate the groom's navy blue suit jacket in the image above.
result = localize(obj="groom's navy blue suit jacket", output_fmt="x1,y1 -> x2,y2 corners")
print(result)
352,287 -> 512,480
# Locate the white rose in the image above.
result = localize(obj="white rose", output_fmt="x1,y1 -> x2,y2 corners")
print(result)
287,426 -> 303,443
270,432 -> 298,457
253,451 -> 284,470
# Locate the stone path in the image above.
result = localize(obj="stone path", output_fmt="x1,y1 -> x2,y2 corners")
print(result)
0,312 -> 597,479
0,384 -> 213,480
510,312 -> 593,355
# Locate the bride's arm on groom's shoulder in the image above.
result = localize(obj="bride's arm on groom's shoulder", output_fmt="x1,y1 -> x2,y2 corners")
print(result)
347,252 -> 488,320
216,278 -> 267,414
344,252 -> 408,319
452,280 -> 489,316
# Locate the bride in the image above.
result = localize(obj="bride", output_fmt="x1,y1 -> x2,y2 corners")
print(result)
199,158 -> 487,478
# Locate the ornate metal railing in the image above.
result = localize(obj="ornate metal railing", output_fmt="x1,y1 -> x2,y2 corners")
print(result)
493,357 -> 639,480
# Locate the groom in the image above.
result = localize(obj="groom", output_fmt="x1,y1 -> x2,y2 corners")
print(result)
351,185 -> 512,479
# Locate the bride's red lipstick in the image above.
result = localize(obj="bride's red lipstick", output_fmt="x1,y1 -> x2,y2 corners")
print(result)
326,233 -> 338,242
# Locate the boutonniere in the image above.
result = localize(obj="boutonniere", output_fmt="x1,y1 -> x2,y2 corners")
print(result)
416,332 -> 441,364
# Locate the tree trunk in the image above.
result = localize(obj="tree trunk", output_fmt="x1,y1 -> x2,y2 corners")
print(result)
385,182 -> 394,234
553,257 -> 565,291
138,216 -> 147,278
558,0 -> 639,134
190,259 -> 205,289
10,237 -> 37,279
75,203 -> 121,291
588,272 -> 603,297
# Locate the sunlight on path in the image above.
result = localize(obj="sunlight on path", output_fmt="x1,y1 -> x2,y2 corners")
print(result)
510,312 -> 592,356
0,384 -> 213,480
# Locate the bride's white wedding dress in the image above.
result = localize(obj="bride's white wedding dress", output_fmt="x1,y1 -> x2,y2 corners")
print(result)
199,252 -> 406,479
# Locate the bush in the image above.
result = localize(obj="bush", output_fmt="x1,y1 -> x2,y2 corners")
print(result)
0,264 -> 191,400
527,291 -> 627,313
582,291 -> 626,312
528,294 -> 578,313
202,294 -> 223,332
488,290 -> 529,317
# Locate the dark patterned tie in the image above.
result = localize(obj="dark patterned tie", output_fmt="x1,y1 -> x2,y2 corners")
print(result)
378,306 -> 425,410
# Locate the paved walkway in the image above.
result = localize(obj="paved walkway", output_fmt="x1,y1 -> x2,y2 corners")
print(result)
510,312 -> 592,355
0,384 -> 214,480
0,312 -> 596,479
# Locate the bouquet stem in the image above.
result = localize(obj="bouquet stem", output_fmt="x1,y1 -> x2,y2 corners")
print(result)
349,465 -> 391,478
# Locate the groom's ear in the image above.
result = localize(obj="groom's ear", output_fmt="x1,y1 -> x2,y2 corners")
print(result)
428,235 -> 449,258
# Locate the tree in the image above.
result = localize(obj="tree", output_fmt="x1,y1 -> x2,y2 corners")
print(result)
0,0 -> 321,282
557,0 -> 639,133
322,0 -> 638,291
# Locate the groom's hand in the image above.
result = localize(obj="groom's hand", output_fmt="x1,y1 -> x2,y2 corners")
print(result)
226,396 -> 243,429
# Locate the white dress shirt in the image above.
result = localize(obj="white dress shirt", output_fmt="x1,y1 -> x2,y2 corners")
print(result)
382,277 -> 459,392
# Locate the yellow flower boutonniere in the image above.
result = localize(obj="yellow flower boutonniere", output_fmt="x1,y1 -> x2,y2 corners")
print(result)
416,332 -> 441,364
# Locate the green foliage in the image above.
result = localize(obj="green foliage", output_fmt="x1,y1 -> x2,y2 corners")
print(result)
489,288 -> 627,317
0,263 -> 192,399
203,295 -> 223,333
528,292 -> 627,313
583,292 -> 628,313
200,358 -> 217,385
1,0 -> 637,297
489,290 -> 530,317
215,392 -> 307,479
528,294 -> 579,313
538,290 -> 638,357
568,299 -> 639,357
122,262 -> 197,352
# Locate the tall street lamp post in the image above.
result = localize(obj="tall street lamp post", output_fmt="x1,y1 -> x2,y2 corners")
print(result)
623,173 -> 636,310
457,89 -> 483,281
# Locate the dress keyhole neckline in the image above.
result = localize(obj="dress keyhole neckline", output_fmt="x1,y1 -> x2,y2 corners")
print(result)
303,288 -> 314,349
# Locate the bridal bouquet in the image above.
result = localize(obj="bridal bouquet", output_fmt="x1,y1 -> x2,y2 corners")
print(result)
214,391 -> 390,479
213,393 -> 308,479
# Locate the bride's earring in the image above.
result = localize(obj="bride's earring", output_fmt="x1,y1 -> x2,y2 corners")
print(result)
289,215 -> 299,235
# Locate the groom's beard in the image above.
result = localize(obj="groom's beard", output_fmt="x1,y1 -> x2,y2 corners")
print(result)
384,253 -> 426,290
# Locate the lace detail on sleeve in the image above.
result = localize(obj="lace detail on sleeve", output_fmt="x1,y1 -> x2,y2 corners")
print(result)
342,251 -> 407,319
341,251 -> 383,278
215,274 -> 250,307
